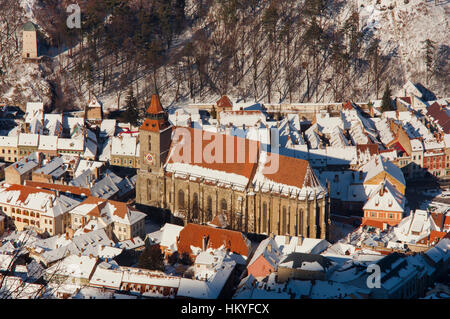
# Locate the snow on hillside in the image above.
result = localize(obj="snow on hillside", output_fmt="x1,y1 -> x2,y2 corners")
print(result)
356,0 -> 449,95
20,0 -> 36,21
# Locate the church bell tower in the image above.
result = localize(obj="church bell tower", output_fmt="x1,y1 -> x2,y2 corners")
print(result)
136,94 -> 173,207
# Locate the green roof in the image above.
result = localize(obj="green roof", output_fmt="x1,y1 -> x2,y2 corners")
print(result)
23,22 -> 37,32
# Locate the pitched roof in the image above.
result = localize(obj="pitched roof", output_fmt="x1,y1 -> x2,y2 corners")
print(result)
427,102 -> 450,133
253,152 -> 325,198
25,181 -> 91,196
1,184 -> 55,203
177,223 -> 250,257
363,181 -> 405,213
146,94 -> 165,115
216,96 -> 233,108
165,127 -> 260,188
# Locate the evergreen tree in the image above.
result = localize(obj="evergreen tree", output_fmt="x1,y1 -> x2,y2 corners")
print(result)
123,87 -> 139,126
381,84 -> 393,113
423,39 -> 436,85
137,245 -> 165,271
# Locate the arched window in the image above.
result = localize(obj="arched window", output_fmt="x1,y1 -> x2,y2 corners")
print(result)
282,206 -> 287,235
147,179 -> 152,201
206,196 -> 213,221
192,193 -> 199,220
178,190 -> 185,209
220,199 -> 227,213
262,202 -> 267,233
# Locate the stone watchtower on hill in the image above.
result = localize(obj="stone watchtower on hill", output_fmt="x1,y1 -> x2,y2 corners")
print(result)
136,95 -> 173,208
22,22 -> 38,61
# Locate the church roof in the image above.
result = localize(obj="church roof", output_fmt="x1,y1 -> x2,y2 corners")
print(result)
165,127 -> 260,188
146,94 -> 165,115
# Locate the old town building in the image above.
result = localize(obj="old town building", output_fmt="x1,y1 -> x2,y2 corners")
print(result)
136,95 -> 330,239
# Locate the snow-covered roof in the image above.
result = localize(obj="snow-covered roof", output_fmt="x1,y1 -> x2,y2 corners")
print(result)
74,160 -> 104,178
0,135 -> 18,147
46,254 -> 97,281
111,135 -> 138,157
38,135 -> 58,151
363,181 -> 405,213
253,152 -> 326,200
100,119 -> 116,137
57,137 -> 84,151
361,155 -> 405,188
25,102 -> 44,123
18,133 -> 39,147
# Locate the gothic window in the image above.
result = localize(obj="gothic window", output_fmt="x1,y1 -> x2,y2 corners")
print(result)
178,190 -> 185,209
147,179 -> 151,201
282,206 -> 287,235
262,202 -> 267,233
206,196 -> 213,221
220,199 -> 227,213
192,193 -> 199,220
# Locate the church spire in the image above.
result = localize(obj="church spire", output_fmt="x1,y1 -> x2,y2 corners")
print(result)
146,94 -> 165,115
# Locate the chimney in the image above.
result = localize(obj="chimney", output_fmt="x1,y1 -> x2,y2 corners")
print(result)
202,235 -> 208,251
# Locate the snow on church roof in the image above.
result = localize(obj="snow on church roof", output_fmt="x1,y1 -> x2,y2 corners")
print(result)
252,152 -> 326,199
165,127 -> 259,190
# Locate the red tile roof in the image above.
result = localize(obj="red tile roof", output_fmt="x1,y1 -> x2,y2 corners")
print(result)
4,184 -> 55,202
166,127 -> 260,182
356,144 -> 379,157
259,154 -> 314,190
361,218 -> 386,229
77,196 -> 130,219
431,212 -> 444,229
343,101 -> 353,110
399,97 -> 412,105
427,102 -> 450,133
177,223 -> 250,257
146,94 -> 165,115
25,181 -> 91,196
216,96 -> 233,109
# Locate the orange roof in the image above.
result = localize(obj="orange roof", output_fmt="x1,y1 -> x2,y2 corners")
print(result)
177,223 -> 250,257
431,212 -> 444,229
361,218 -> 386,229
428,230 -> 447,244
357,144 -> 379,156
78,196 -> 130,219
4,184 -> 55,202
216,96 -> 233,109
343,101 -> 353,110
166,127 -> 260,182
146,94 -> 165,114
259,154 -> 315,190
107,200 -> 129,219
25,181 -> 91,196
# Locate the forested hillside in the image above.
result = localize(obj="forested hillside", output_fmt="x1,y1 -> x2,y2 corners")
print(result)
0,0 -> 448,112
